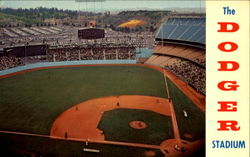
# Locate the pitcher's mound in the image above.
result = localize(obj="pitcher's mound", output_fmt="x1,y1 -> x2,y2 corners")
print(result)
129,121 -> 147,129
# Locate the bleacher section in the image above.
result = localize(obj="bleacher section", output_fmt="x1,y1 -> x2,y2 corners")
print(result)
47,45 -> 136,62
156,17 -> 205,45
147,43 -> 205,66
146,52 -> 205,94
147,16 -> 206,94
146,54 -> 180,67
2,26 -> 63,37
166,60 -> 205,94
145,42 -> 205,94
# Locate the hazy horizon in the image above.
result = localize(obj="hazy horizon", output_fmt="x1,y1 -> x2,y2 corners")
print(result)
0,1 -> 205,12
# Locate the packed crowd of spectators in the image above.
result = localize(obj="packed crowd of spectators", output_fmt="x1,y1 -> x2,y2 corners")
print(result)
194,58 -> 205,67
0,26 -> 153,70
0,55 -> 24,70
47,44 -> 136,61
0,43 -> 137,70
1,26 -> 153,52
165,60 -> 205,94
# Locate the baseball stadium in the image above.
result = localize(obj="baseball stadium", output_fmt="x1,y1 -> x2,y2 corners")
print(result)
0,6 -> 206,157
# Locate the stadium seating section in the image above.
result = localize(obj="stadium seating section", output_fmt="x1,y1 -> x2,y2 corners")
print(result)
156,17 -> 205,44
0,44 -> 136,70
47,45 -> 136,62
146,52 -> 205,94
0,55 -> 24,71
147,17 -> 206,94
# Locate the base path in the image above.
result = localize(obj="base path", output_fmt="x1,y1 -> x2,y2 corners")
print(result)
140,65 -> 205,112
163,69 -> 205,112
50,95 -> 172,140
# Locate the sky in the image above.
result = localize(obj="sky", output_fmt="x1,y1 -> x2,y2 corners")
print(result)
0,0 -> 205,12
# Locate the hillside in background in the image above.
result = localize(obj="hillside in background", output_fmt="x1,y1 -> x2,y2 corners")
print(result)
0,7 -> 202,33
0,12 -> 40,26
0,7 -> 172,32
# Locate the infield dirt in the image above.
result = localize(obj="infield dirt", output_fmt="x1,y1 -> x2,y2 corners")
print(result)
50,95 -> 172,140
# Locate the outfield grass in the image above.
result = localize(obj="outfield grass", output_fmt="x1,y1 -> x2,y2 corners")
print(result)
167,78 -> 205,141
0,66 -> 167,134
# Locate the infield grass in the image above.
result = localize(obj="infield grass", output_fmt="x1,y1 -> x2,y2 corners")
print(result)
98,108 -> 174,145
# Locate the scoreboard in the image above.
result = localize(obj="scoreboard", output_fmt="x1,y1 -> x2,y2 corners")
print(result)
78,28 -> 105,39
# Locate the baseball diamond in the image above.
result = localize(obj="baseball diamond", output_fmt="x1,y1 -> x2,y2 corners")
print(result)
0,64 -> 205,157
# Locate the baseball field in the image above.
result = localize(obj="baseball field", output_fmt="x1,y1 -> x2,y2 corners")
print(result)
0,64 -> 205,157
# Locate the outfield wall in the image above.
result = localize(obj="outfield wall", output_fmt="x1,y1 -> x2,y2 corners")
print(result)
0,60 -> 136,76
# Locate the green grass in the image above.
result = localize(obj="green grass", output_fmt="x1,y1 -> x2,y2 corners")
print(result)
167,78 -> 205,141
0,65 -> 167,135
98,108 -> 174,145
0,133 -> 164,157
0,65 -> 205,157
